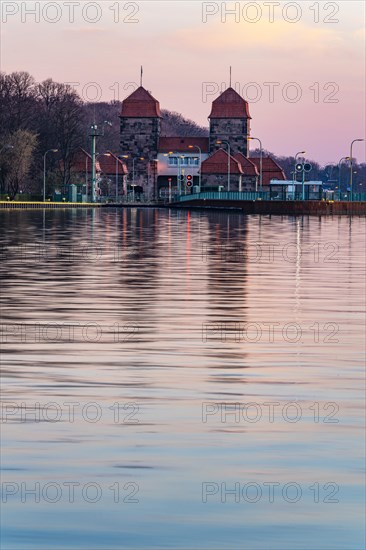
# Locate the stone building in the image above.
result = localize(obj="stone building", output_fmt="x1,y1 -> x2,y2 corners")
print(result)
208,87 -> 251,156
119,87 -> 162,188
119,84 -> 285,196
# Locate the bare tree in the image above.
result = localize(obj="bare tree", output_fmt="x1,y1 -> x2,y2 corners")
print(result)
2,130 -> 38,199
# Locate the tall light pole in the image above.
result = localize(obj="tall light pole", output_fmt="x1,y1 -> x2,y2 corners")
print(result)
248,136 -> 262,192
350,139 -> 364,201
89,120 -> 112,203
294,151 -> 306,182
43,149 -> 58,202
338,156 -> 350,200
188,144 -> 202,193
216,140 -> 231,191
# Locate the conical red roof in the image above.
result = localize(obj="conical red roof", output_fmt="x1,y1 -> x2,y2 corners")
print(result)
120,86 -> 161,118
209,87 -> 251,119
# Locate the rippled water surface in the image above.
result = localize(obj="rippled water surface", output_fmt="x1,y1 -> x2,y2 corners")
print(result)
1,208 -> 365,549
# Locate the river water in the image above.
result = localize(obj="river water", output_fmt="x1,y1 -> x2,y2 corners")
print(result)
0,208 -> 365,549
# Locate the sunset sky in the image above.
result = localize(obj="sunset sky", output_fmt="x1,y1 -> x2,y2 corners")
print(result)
1,0 -> 365,164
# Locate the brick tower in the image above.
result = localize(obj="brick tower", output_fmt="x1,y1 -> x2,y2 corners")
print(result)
119,86 -> 162,185
208,87 -> 251,157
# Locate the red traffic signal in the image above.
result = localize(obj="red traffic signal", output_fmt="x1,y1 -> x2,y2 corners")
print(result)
186,174 -> 193,187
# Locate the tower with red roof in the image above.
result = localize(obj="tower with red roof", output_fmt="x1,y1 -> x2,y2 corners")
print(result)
208,87 -> 251,157
120,86 -> 162,185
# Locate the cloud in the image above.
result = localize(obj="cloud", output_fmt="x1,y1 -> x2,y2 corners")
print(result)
161,19 -> 346,56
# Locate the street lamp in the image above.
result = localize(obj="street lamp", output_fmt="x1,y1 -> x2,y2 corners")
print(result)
248,136 -> 262,192
216,140 -> 231,191
350,139 -> 364,201
338,156 -> 350,201
294,151 -> 306,182
188,144 -> 202,193
89,120 -> 112,202
43,149 -> 58,202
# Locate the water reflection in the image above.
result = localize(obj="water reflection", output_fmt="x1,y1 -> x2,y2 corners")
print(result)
0,208 -> 365,549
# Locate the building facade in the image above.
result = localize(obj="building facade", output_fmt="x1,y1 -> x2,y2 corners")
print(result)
119,84 -> 285,197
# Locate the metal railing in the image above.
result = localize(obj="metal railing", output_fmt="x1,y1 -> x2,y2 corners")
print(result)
176,191 -> 366,203
177,191 -> 270,202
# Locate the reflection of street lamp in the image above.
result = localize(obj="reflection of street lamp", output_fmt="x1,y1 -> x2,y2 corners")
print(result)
216,140 -> 231,191
350,139 -> 364,201
43,149 -> 58,202
188,145 -> 202,193
248,137 -> 262,192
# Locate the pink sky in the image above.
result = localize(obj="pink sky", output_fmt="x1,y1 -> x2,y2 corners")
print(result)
1,0 -> 365,164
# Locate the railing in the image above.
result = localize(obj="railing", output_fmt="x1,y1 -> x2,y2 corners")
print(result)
176,191 -> 366,203
177,191 -> 270,202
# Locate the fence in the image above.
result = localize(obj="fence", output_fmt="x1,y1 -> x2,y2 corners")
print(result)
177,191 -> 366,203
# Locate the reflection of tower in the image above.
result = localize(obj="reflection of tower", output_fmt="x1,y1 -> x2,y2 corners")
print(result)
209,87 -> 251,157
119,87 -> 162,186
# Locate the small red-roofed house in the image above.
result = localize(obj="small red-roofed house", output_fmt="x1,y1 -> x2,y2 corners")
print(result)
249,157 -> 286,188
201,149 -> 244,191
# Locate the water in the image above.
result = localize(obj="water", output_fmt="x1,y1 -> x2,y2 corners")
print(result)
0,208 -> 365,550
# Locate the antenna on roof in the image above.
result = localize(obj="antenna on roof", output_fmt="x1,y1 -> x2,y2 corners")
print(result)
140,66 -> 143,87
229,66 -> 232,88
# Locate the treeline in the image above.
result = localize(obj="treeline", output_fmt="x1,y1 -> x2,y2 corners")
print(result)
0,71 -> 364,198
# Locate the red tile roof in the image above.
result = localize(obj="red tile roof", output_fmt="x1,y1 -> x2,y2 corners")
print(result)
201,149 -> 243,175
209,87 -> 251,119
70,148 -> 127,175
250,157 -> 286,185
158,137 -> 209,153
233,152 -> 259,176
120,86 -> 161,118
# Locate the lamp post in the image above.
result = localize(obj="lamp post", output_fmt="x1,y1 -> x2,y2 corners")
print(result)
338,156 -> 350,201
350,139 -> 364,201
188,144 -> 202,193
216,140 -> 231,191
43,149 -> 58,202
89,120 -> 112,202
293,151 -> 306,200
166,152 -> 185,196
248,136 -> 262,192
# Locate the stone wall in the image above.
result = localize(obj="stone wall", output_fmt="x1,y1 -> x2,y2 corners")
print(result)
201,173 -> 242,191
209,118 -> 249,156
120,117 -> 161,184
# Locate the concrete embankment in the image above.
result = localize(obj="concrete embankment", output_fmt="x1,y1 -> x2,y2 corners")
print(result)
170,200 -> 366,216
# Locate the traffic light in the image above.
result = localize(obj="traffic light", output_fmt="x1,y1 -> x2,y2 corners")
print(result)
186,174 -> 193,188
295,163 -> 303,172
